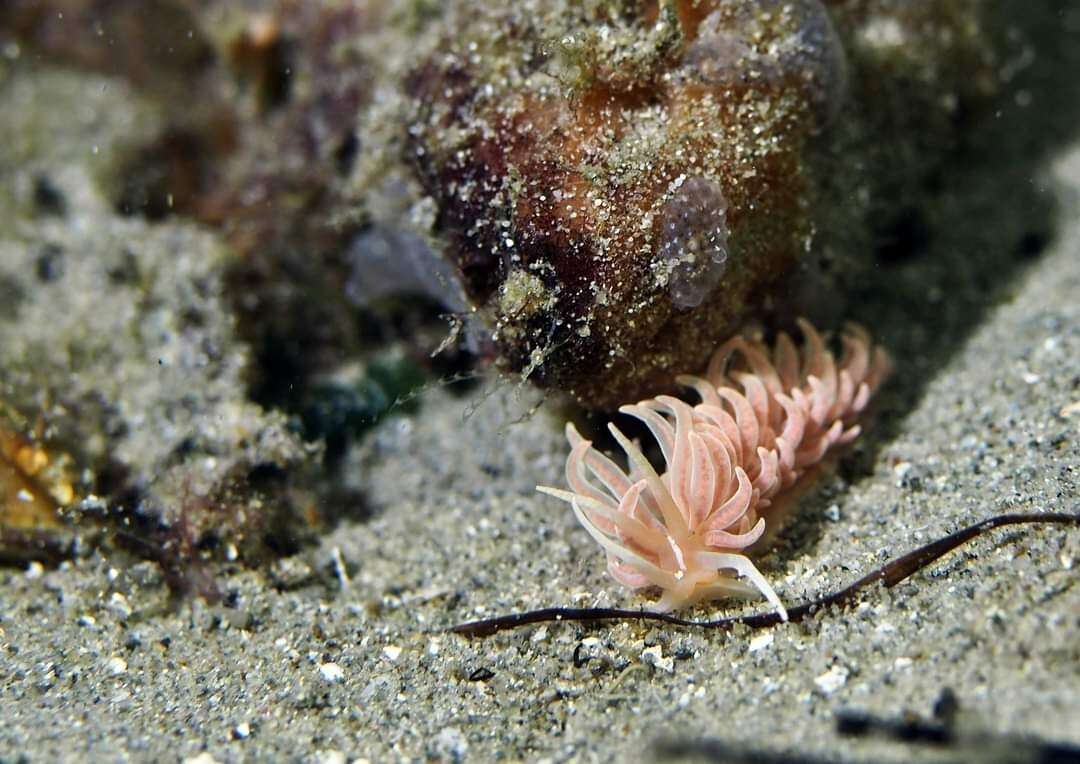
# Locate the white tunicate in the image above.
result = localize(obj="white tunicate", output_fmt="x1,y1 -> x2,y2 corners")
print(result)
656,176 -> 730,310
683,0 -> 847,129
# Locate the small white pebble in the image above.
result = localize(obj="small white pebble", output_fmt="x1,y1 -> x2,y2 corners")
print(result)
859,16 -> 905,49
530,626 -> 549,643
1059,401 -> 1080,419
77,615 -> 96,627
1061,554 -> 1074,571
875,622 -> 895,634
232,722 -> 250,740
313,751 -> 346,764
225,544 -> 238,562
748,633 -> 774,653
814,665 -> 849,695
824,504 -> 841,522
183,755 -> 221,764
1022,372 -> 1040,385
382,645 -> 402,662
108,592 -> 132,619
434,728 -> 469,759
328,547 -> 350,591
894,657 -> 913,670
105,656 -> 127,675
318,662 -> 344,683
641,645 -> 674,673
24,561 -> 44,579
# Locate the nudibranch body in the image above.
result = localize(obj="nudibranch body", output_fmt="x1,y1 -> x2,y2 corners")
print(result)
539,320 -> 890,615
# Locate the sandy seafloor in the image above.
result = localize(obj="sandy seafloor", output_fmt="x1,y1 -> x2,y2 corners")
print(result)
2,72 -> 1080,764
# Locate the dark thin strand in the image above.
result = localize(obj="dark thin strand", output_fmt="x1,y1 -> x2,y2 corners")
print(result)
449,512 -> 1078,637
0,527 -> 74,565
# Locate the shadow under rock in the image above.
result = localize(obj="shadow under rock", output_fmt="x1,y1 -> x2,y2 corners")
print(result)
843,4 -> 1080,448
774,4 -> 1080,566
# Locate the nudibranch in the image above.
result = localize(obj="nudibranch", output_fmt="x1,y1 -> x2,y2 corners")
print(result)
539,320 -> 890,615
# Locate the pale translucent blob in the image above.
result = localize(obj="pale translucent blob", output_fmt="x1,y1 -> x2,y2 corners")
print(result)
657,177 -> 730,310
345,225 -> 467,311
683,0 -> 847,129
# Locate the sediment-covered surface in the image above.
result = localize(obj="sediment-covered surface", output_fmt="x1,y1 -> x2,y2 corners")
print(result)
1,126 -> 1078,764
1,5 -> 1078,763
